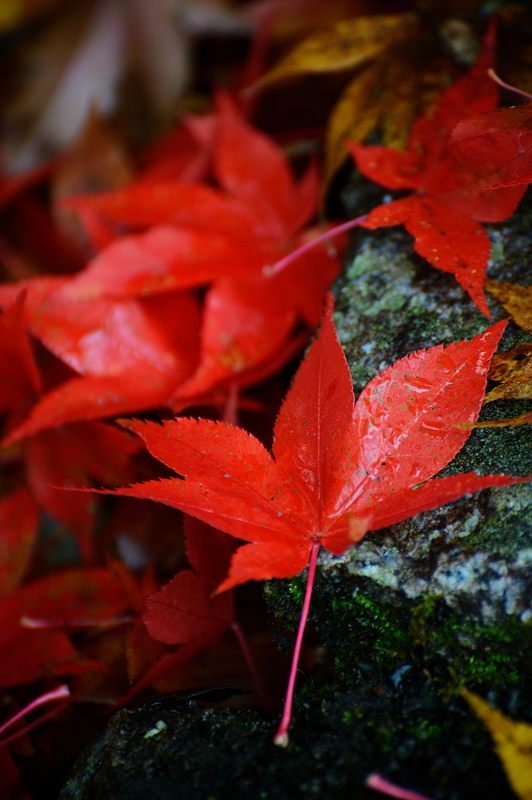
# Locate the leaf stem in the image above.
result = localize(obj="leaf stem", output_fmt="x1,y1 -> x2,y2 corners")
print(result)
487,68 -> 532,101
0,684 -> 70,742
366,773 -> 433,800
223,383 -> 239,427
273,540 -> 320,747
231,621 -> 269,710
263,215 -> 367,278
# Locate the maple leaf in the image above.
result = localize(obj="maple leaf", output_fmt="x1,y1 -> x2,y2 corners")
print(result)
133,519 -> 266,704
349,28 -> 530,316
0,293 -> 41,430
0,295 -> 140,558
56,94 -> 340,400
0,278 -> 201,439
463,690 -> 532,800
0,568 -> 126,689
103,296 -> 525,743
25,422 -> 139,559
449,102 -> 532,191
143,518 -> 235,647
0,488 -> 38,597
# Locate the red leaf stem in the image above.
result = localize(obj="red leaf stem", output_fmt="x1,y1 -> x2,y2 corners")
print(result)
273,540 -> 320,747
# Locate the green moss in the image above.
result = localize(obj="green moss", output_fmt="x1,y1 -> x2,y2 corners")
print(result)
413,599 -> 532,689
266,567 -> 531,705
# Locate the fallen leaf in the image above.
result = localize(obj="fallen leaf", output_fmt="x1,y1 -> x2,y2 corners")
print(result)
253,10 -> 459,185
24,422 -> 138,560
0,488 -> 38,596
0,567 -> 126,688
104,296 -> 526,743
143,518 -> 235,646
0,281 -> 201,439
484,345 -> 532,403
449,103 -> 532,191
462,690 -> 532,800
350,27 -> 530,315
254,13 -> 416,86
0,293 -> 41,431
60,94 -> 341,399
486,280 -> 532,334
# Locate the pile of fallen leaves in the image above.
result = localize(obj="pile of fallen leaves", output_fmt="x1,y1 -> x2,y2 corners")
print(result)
0,1 -> 530,797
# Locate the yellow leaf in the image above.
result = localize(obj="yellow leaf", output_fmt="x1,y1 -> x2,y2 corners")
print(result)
486,280 -> 532,335
324,53 -> 447,188
255,13 -> 416,88
462,691 -> 532,800
324,63 -> 383,185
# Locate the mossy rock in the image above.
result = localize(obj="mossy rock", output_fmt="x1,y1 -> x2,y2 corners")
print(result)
60,685 -> 516,800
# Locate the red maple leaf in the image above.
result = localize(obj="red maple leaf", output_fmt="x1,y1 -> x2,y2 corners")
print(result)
0,278 -> 200,439
0,296 -> 140,558
60,94 -> 341,399
0,568 -> 127,689
128,519 -> 266,704
348,26 -> 529,316
103,295 -> 525,743
0,488 -> 38,597
143,517 -> 235,647
449,102 -> 532,190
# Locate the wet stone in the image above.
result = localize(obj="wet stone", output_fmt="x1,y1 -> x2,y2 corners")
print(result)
60,686 -> 516,800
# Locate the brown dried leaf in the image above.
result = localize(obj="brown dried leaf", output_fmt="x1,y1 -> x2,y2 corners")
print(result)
484,345 -> 532,403
471,411 -> 532,428
52,108 -> 134,247
254,10 -> 462,186
486,279 -> 532,334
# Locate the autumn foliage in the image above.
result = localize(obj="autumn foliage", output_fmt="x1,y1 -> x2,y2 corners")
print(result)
0,2 -> 530,796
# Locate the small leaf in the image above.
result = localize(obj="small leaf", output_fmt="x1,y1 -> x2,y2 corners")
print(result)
486,280 -> 532,334
462,690 -> 532,800
484,345 -> 532,403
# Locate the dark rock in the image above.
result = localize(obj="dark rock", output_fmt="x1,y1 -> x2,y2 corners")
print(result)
60,685 -> 515,800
